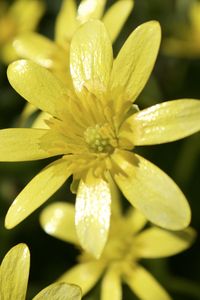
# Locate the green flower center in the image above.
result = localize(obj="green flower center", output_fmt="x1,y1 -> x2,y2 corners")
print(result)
84,124 -> 116,153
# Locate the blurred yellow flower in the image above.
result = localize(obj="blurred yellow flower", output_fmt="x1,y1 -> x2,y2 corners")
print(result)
0,0 -> 44,64
0,243 -> 82,299
40,200 -> 196,300
2,20 -> 200,258
162,1 -> 200,58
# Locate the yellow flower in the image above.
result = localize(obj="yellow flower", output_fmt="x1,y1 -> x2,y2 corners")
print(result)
40,200 -> 196,300
0,243 -> 82,299
162,1 -> 200,58
3,20 -> 200,258
0,0 -> 44,64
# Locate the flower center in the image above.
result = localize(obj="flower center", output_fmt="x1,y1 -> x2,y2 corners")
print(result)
84,124 -> 116,153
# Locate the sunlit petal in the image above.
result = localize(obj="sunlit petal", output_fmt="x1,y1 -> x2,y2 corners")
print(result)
7,60 -> 70,120
70,20 -> 113,98
77,0 -> 106,22
33,283 -> 82,300
5,159 -> 71,229
120,99 -> 200,145
40,202 -> 79,245
75,175 -> 112,258
110,21 -> 161,104
0,244 -> 30,300
111,150 -> 191,230
0,128 -> 58,161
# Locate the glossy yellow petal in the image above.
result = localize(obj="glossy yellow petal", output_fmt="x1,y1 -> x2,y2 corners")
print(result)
40,202 -> 79,245
102,0 -> 134,43
120,99 -> 200,145
75,176 -> 112,258
10,0 -> 45,32
0,128 -> 58,161
59,261 -> 105,295
33,283 -> 82,300
77,0 -> 106,22
135,227 -> 196,258
7,60 -> 70,120
55,0 -> 77,48
0,244 -> 30,300
124,265 -> 172,300
13,33 -> 64,69
1,41 -> 18,64
5,158 -> 71,229
101,266 -> 122,300
111,150 -> 191,230
110,21 -> 161,104
126,208 -> 147,234
70,20 -> 113,98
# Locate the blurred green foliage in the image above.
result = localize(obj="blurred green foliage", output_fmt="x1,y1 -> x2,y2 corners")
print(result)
0,0 -> 200,299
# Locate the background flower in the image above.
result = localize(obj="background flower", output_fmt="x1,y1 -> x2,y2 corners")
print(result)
40,200 -> 195,300
0,243 -> 82,299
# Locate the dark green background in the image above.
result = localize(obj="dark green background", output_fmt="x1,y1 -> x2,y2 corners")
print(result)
0,0 -> 200,299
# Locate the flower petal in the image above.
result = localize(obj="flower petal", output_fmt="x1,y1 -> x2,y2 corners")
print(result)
70,20 -> 113,98
77,0 -> 106,22
0,244 -> 30,300
124,265 -> 172,300
58,261 -> 105,295
120,99 -> 200,145
111,150 -> 191,230
7,60 -> 70,120
126,208 -> 147,234
13,33 -> 65,70
40,202 -> 79,245
5,159 -> 71,229
101,266 -> 122,300
10,0 -> 45,32
110,21 -> 161,104
75,175 -> 112,258
102,0 -> 134,43
55,0 -> 78,47
0,128 -> 58,161
33,283 -> 82,300
135,227 -> 196,258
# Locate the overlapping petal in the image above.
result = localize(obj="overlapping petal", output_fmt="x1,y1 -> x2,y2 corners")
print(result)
75,175 -> 111,258
101,266 -> 122,300
55,0 -> 77,47
40,202 -> 79,245
0,244 -> 30,300
9,0 -> 45,32
109,21 -> 161,104
59,261 -> 105,295
135,227 -> 196,258
77,0 -> 106,22
120,99 -> 200,145
33,283 -> 82,300
13,33 -> 64,69
126,208 -> 147,234
7,60 -> 70,120
70,20 -> 113,98
0,128 -> 58,161
5,158 -> 71,229
124,265 -> 171,300
102,0 -> 134,43
111,150 -> 191,230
